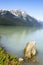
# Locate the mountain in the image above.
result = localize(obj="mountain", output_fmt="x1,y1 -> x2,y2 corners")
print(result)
39,21 -> 43,27
0,9 -> 41,26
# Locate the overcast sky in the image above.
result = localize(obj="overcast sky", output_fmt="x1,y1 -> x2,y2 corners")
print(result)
0,0 -> 43,21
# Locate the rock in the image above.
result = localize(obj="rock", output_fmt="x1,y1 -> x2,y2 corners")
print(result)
32,58 -> 39,63
18,57 -> 24,62
24,41 -> 37,58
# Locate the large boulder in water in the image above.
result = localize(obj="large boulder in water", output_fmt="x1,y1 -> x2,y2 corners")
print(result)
24,41 -> 37,58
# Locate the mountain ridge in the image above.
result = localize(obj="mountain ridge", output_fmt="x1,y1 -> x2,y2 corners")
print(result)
0,9 -> 42,26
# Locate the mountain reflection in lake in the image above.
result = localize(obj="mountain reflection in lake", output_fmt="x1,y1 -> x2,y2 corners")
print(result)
0,26 -> 43,65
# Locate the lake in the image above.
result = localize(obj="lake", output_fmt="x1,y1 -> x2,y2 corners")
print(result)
0,26 -> 43,65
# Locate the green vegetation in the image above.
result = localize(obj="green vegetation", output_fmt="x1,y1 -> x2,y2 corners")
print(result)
24,48 -> 26,55
0,46 -> 22,65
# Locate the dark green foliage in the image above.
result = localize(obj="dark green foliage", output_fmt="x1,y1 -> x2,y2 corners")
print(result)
0,46 -> 22,65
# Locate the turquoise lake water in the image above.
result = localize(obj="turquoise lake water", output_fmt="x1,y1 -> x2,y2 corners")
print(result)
0,26 -> 43,65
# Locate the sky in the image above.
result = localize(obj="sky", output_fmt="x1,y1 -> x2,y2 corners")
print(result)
0,0 -> 43,21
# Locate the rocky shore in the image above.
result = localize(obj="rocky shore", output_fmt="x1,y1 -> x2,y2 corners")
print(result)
0,41 -> 39,65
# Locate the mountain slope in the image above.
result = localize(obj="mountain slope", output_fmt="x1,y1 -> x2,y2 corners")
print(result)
0,10 -> 41,26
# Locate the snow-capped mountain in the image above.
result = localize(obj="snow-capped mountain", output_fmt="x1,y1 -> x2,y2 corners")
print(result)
0,9 -> 42,26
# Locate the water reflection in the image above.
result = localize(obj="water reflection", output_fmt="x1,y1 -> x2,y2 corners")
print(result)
0,26 -> 43,65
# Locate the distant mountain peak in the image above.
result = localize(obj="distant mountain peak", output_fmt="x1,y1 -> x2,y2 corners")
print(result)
0,9 -> 42,26
0,9 -> 28,17
10,9 -> 27,17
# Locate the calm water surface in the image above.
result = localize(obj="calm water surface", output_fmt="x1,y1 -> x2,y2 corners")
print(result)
0,26 -> 43,65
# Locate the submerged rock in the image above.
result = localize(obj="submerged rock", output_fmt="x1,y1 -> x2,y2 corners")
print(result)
32,58 -> 39,63
24,41 -> 37,58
